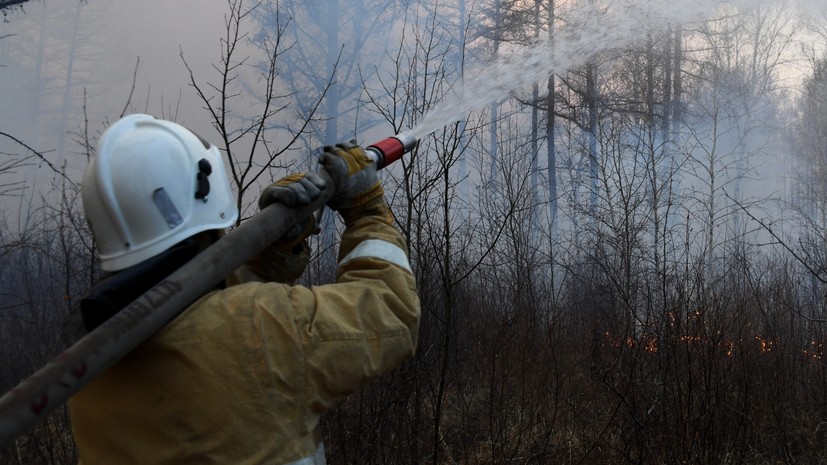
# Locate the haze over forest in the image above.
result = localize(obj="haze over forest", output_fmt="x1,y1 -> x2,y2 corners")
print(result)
3,0 -> 827,463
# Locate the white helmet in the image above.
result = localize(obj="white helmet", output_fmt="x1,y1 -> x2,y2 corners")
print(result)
82,114 -> 238,271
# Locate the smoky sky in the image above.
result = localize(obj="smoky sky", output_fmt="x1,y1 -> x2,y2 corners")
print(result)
1,0 -> 827,231
0,0 -> 250,194
0,0 -> 429,227
0,0 -> 406,204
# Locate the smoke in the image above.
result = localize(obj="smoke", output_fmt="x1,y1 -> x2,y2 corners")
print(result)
0,0 -> 825,231
0,0 -> 230,219
410,0 -> 826,140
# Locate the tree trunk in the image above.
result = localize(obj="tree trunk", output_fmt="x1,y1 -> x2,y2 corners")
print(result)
586,63 -> 598,215
546,0 -> 558,235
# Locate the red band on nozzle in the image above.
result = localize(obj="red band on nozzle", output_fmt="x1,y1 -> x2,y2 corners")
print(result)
367,133 -> 418,169
368,138 -> 403,169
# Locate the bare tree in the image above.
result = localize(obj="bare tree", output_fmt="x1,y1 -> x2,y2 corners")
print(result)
181,0 -> 330,222
0,0 -> 112,171
0,173 -> 90,464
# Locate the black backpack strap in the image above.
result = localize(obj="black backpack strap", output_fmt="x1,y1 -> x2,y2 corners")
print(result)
79,237 -> 203,332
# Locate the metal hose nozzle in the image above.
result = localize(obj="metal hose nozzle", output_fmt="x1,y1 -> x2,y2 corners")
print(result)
366,132 -> 419,169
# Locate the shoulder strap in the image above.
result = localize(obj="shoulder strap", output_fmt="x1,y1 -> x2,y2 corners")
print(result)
79,237 -> 203,332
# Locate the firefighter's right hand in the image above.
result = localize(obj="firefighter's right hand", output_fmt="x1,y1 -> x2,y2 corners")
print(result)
244,173 -> 324,283
319,140 -> 388,224
259,172 -> 326,210
259,172 -> 325,249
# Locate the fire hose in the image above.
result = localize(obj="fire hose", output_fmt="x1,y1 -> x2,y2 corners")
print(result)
0,133 -> 418,448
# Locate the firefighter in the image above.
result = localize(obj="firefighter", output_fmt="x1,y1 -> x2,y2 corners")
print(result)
68,114 -> 420,465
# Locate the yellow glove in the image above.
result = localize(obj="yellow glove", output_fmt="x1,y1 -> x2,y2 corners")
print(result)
245,172 -> 325,283
259,172 -> 326,211
259,172 -> 325,251
319,140 -> 392,225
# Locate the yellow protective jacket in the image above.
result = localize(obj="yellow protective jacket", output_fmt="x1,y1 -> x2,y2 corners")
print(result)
69,209 -> 420,465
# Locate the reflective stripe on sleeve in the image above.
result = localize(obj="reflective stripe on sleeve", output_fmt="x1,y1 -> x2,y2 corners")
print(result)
282,442 -> 326,465
338,239 -> 412,274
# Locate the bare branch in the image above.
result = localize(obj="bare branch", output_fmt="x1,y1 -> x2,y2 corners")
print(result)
119,57 -> 141,118
0,131 -> 70,182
